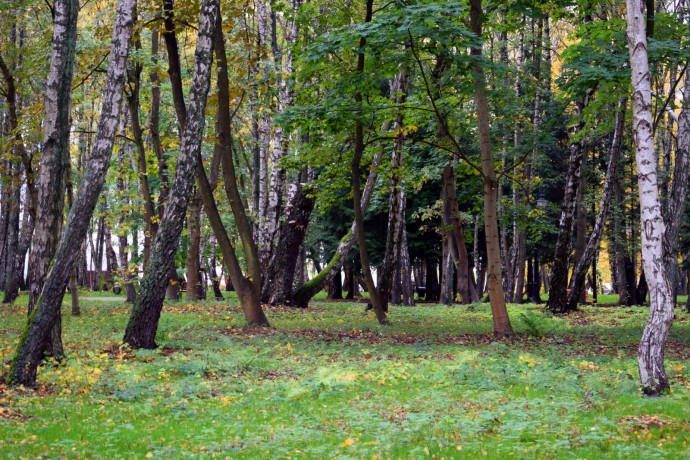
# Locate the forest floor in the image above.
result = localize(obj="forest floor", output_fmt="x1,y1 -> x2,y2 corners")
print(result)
2,295 -> 690,459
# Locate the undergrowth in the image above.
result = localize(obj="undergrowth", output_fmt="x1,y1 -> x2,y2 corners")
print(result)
1,298 -> 690,459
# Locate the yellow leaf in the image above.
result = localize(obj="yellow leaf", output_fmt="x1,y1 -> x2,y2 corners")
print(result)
146,453 -> 154,458
341,438 -> 355,447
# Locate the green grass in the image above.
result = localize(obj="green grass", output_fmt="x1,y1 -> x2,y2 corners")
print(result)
2,298 -> 690,459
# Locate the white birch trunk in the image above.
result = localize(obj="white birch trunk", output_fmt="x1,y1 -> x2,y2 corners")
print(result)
626,0 -> 675,395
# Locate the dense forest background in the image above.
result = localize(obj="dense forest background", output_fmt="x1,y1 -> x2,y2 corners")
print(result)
0,0 -> 689,394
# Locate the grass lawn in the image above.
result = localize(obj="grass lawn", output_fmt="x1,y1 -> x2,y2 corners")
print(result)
2,297 -> 690,459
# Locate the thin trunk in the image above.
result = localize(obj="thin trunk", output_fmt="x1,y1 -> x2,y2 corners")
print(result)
567,98 -> 627,310
399,193 -> 415,306
442,165 -> 479,304
104,224 -> 119,292
663,71 -> 690,304
350,0 -> 386,323
546,103 -> 590,313
2,163 -> 20,303
211,12 -> 266,322
186,190 -> 202,302
378,68 -> 409,310
470,0 -> 513,336
573,154 -> 587,303
292,146 -> 384,308
126,34 -> 158,266
627,0 -> 674,395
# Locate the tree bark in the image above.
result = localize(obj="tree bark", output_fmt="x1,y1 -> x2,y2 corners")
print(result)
208,12 -> 267,323
123,0 -> 219,349
626,0 -> 675,395
26,0 -> 78,316
566,98 -> 627,310
442,165 -> 479,304
470,0 -> 513,336
292,146 -> 384,308
546,103 -> 590,314
2,163 -> 21,303
186,190 -> 202,302
262,181 -> 315,305
377,68 -> 410,311
7,0 -> 136,386
662,71 -> 690,304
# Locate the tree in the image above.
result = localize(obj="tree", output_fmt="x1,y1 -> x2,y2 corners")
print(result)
24,0 -> 79,356
626,0 -> 675,395
470,0 -> 513,336
7,0 -> 137,387
123,0 -> 221,349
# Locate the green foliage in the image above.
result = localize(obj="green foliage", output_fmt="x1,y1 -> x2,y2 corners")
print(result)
3,300 -> 690,458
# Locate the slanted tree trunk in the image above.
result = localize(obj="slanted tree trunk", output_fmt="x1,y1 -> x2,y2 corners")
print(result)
567,99 -> 627,310
6,0 -> 136,386
208,12 -> 267,323
546,101 -> 590,313
123,0 -> 219,349
626,0 -> 675,395
351,0 -> 386,324
470,0 -> 513,336
126,35 -> 158,266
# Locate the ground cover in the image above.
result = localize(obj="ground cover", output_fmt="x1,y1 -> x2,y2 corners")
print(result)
2,298 -> 690,459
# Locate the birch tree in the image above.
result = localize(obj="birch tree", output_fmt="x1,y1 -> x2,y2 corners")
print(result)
7,0 -> 137,387
626,0 -> 675,395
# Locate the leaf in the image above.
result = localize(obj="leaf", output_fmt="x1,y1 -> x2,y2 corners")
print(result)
341,438 -> 355,447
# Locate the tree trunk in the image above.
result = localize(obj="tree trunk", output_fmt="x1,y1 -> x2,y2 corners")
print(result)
186,190 -> 202,302
26,0 -> 78,316
470,0 -> 513,336
378,68 -> 410,311
208,238 -> 223,300
7,0 -> 136,386
573,154 -> 588,303
400,201 -> 415,306
123,0 -> 219,349
292,147 -> 384,308
440,242 -> 454,305
662,70 -> 690,305
104,224 -> 119,292
566,98 -> 627,310
2,163 -> 21,303
126,39 -> 158,266
262,180 -> 315,305
349,0 -> 386,323
626,0 -> 675,395
442,165 -> 479,304
328,269 -> 343,300
546,102 -> 590,313
208,12 -> 267,323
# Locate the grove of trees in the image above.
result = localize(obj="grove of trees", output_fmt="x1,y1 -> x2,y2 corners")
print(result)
1,0 -> 689,396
